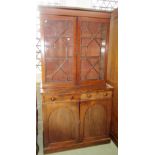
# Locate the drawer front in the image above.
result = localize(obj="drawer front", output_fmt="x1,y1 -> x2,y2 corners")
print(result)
80,91 -> 112,101
43,94 -> 80,103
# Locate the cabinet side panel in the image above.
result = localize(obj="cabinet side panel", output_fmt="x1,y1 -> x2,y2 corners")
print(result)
107,9 -> 118,145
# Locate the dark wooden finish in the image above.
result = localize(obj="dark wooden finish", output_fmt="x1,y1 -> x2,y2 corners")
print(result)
40,14 -> 77,88
39,6 -> 111,18
107,9 -> 118,146
77,17 -> 110,86
39,6 -> 114,153
40,6 -> 111,89
43,100 -> 79,147
80,99 -> 112,142
42,87 -> 113,153
45,138 -> 110,153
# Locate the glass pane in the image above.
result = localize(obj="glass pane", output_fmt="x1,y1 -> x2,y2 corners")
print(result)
44,18 -> 74,82
45,58 -> 73,82
80,20 -> 107,81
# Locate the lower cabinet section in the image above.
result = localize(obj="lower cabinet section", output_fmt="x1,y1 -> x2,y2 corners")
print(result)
42,90 -> 112,153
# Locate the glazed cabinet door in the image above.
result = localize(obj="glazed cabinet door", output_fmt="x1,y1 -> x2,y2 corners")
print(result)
40,15 -> 77,88
77,17 -> 110,86
43,100 -> 79,152
80,99 -> 112,142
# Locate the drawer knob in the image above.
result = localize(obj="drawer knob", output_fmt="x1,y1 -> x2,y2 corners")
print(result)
51,97 -> 56,101
103,93 -> 108,96
87,94 -> 92,98
71,96 -> 74,100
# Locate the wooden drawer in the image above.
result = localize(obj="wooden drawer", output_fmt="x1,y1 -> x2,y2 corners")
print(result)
80,91 -> 112,101
43,94 -> 80,103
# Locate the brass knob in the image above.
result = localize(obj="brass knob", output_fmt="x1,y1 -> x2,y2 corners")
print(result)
51,97 -> 56,101
87,94 -> 92,98
71,96 -> 74,100
103,93 -> 108,96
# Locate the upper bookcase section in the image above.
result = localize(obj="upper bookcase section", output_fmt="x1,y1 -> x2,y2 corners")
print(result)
39,6 -> 111,89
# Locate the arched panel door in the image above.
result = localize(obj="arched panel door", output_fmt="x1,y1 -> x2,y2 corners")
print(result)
80,99 -> 112,141
43,101 -> 79,149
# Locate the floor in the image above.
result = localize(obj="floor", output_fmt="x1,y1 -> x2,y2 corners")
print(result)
36,83 -> 118,155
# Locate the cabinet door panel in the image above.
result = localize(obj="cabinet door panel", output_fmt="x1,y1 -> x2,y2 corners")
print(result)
77,17 -> 110,85
41,15 -> 76,85
43,101 -> 79,147
80,99 -> 111,141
